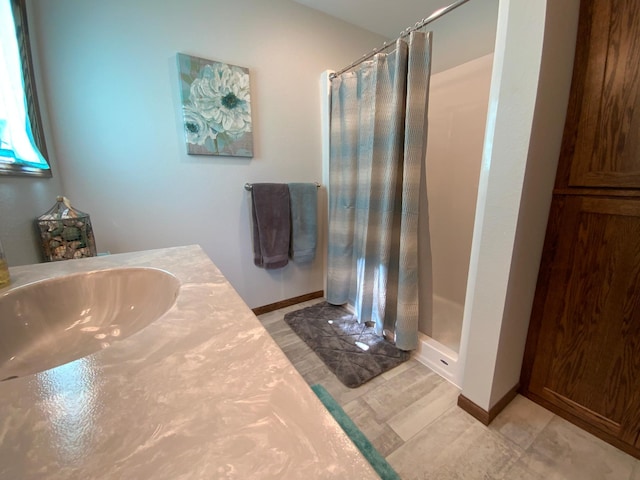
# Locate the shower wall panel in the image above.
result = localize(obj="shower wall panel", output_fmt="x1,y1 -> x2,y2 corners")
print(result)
419,53 -> 493,344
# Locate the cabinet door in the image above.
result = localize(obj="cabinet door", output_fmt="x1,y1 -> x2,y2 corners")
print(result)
528,196 -> 640,445
565,0 -> 640,189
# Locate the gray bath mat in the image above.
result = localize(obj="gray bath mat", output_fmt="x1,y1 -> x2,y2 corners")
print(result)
284,302 -> 410,388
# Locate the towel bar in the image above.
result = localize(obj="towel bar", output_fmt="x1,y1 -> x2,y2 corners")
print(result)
244,182 -> 321,191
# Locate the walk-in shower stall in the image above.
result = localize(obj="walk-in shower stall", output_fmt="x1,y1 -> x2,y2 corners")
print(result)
322,52 -> 493,386
413,53 -> 493,386
321,0 -> 497,387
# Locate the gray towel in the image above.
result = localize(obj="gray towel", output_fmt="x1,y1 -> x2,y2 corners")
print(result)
288,183 -> 317,263
251,183 -> 290,269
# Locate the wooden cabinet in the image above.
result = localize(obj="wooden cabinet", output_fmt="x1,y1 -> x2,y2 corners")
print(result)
521,0 -> 640,458
524,196 -> 640,448
558,0 -> 640,191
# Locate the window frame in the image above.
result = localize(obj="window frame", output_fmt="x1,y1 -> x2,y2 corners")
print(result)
0,0 -> 51,178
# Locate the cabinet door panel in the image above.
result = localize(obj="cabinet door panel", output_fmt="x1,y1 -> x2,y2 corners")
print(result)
529,196 -> 640,443
568,0 -> 640,189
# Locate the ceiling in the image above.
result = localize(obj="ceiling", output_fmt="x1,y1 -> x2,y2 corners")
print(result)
293,0 -> 499,73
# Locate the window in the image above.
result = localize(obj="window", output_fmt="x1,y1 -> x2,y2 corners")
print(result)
0,0 -> 50,177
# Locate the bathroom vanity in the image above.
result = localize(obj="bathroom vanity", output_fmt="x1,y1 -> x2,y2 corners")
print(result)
0,246 -> 377,479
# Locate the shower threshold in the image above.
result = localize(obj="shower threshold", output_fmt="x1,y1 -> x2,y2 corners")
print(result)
413,333 -> 461,387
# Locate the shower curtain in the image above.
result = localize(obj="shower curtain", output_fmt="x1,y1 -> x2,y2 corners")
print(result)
327,31 -> 433,351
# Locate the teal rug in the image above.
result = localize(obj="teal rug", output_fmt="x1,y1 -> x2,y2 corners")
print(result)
311,384 -> 400,480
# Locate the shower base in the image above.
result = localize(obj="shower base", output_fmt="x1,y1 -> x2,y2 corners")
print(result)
340,298 -> 464,387
414,334 -> 461,387
414,295 -> 465,387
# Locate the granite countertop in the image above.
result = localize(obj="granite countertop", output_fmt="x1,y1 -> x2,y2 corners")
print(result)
0,245 -> 378,479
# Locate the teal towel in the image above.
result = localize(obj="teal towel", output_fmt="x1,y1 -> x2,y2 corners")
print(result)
288,183 -> 317,263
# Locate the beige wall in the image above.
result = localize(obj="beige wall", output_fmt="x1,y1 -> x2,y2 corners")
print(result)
26,0 -> 386,308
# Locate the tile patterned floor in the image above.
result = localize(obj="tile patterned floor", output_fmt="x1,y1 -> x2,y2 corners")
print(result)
258,299 -> 640,480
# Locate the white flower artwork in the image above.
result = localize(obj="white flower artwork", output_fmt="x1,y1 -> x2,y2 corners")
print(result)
177,54 -> 253,157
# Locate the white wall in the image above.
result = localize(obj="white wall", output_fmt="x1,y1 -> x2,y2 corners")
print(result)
28,0 -> 386,308
459,0 -> 580,411
489,0 -> 581,407
293,0 -> 499,75
0,173 -> 64,266
418,0 -> 498,74
426,53 -> 493,310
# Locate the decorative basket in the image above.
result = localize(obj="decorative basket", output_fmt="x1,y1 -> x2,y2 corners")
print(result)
36,196 -> 97,262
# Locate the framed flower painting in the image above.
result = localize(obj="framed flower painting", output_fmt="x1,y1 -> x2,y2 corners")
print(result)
177,53 -> 253,157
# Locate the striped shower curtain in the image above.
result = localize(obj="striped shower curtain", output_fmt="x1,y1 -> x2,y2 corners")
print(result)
327,31 -> 433,351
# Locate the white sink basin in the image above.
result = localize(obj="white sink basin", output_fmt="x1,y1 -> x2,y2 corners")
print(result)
0,267 -> 180,381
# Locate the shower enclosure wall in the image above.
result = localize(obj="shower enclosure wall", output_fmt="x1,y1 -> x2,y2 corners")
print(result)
415,53 -> 493,385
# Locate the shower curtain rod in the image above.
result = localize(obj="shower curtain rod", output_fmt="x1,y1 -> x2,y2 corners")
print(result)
329,0 -> 472,80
